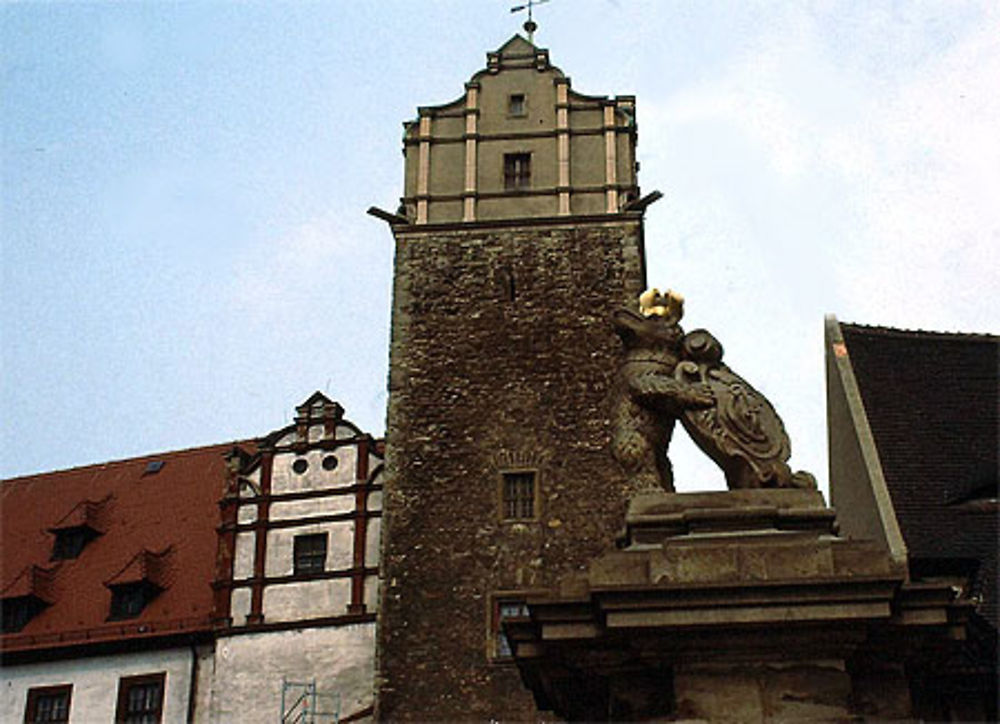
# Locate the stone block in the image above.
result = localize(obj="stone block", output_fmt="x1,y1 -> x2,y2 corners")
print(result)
650,545 -> 738,584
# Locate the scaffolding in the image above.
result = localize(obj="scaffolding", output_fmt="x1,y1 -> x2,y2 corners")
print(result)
280,678 -> 341,724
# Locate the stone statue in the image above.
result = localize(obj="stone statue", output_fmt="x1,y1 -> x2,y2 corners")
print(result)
611,289 -> 713,491
612,289 -> 816,492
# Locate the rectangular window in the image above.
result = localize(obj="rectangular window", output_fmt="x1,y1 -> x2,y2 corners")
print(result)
115,673 -> 165,724
293,533 -> 328,575
2,596 -> 44,633
108,582 -> 159,621
491,598 -> 529,660
508,93 -> 526,116
51,526 -> 96,560
501,471 -> 536,520
503,153 -> 531,190
25,685 -> 72,724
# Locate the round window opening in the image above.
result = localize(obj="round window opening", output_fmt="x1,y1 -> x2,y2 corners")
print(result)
322,455 -> 338,471
292,458 -> 309,475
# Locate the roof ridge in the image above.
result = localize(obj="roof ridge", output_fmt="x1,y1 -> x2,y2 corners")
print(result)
1,439 -> 257,483
840,321 -> 998,341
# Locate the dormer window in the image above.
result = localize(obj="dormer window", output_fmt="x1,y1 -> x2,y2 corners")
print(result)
104,547 -> 171,621
51,525 -> 98,560
508,93 -> 526,116
2,565 -> 55,633
48,497 -> 109,560
109,582 -> 160,620
2,595 -> 46,633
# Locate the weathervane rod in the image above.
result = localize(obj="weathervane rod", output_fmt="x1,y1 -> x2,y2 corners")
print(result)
510,0 -> 550,45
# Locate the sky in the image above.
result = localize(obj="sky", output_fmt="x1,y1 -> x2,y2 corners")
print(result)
2,1 -> 998,495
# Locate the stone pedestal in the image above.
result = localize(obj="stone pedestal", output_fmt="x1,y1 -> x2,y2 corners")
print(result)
507,490 -> 968,721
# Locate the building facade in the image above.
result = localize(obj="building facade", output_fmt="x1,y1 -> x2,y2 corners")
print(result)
212,392 -> 383,723
1,393 -> 381,724
375,36 -> 652,720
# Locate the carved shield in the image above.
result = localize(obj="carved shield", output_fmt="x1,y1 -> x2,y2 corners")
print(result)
674,359 -> 793,489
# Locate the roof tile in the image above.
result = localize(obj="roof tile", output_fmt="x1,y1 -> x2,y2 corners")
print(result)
841,323 -> 998,628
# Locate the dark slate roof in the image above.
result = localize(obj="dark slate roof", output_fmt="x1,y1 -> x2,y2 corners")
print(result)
841,323 -> 998,628
1,442 -> 249,655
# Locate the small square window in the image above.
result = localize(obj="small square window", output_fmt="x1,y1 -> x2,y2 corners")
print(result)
109,582 -> 158,621
503,153 -> 531,190
491,598 -> 529,660
501,471 -> 536,521
508,93 -> 526,116
293,533 -> 328,575
26,684 -> 72,724
115,673 -> 165,724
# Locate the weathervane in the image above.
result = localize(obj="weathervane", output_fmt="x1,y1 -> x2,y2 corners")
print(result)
511,0 -> 550,45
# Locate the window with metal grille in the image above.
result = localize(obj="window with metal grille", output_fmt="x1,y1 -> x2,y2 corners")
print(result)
115,673 -> 164,724
503,153 -> 531,189
25,684 -> 71,724
501,471 -> 536,520
293,533 -> 328,575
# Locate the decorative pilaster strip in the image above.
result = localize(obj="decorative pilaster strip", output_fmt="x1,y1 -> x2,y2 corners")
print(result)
463,84 -> 479,222
348,438 -> 371,614
556,79 -> 570,216
247,451 -> 273,624
603,103 -> 618,213
416,114 -> 432,224
212,457 -> 241,627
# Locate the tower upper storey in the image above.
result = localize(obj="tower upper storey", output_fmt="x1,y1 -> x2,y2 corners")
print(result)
400,35 -> 639,225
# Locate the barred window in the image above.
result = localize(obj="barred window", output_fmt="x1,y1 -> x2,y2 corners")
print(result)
115,673 -> 165,724
293,533 -> 328,575
503,153 -> 531,190
26,685 -> 71,724
501,472 -> 536,520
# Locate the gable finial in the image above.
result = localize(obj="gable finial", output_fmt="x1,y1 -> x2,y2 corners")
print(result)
510,0 -> 550,45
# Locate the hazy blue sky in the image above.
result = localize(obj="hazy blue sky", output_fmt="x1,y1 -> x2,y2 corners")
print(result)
3,1 -> 998,494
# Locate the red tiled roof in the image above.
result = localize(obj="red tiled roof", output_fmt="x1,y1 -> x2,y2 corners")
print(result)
841,322 -> 998,627
49,495 -> 112,533
2,564 -> 58,603
104,547 -> 173,589
1,442 -> 250,653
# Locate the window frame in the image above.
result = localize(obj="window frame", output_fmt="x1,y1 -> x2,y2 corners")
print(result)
508,93 -> 527,117
115,672 -> 165,724
498,469 -> 539,522
293,532 -> 328,576
50,525 -> 98,561
108,581 -> 159,621
487,590 -> 542,662
2,595 -> 45,633
503,152 -> 532,190
24,684 -> 72,724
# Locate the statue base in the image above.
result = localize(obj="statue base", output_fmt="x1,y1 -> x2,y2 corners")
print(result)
507,489 -> 969,722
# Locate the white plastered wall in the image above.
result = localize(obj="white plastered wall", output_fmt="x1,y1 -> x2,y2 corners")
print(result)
2,647 -> 197,724
211,624 -> 375,723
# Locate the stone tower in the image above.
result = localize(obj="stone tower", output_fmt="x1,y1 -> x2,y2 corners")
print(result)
375,36 -> 652,719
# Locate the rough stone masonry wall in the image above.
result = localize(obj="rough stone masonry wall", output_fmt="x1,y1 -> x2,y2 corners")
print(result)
376,219 -> 646,720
